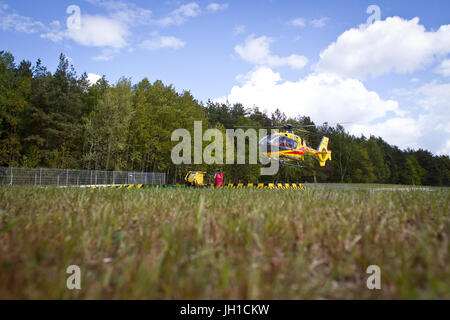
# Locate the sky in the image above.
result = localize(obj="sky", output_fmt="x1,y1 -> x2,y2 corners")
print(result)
1,0 -> 450,155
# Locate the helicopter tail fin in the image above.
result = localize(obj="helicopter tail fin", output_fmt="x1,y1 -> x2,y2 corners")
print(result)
316,137 -> 332,167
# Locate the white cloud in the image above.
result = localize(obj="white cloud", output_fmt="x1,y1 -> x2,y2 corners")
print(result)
207,3 -> 229,12
87,0 -> 152,25
3,1 -> 189,60
175,2 -> 201,17
235,35 -> 308,70
233,24 -> 246,35
92,48 -> 121,61
350,81 -> 450,155
311,17 -> 329,28
154,2 -> 201,27
42,14 -> 129,48
349,118 -> 420,151
40,1 -> 168,59
140,33 -> 185,50
0,2 -> 45,34
218,67 -> 399,125
415,82 -> 450,154
317,17 -> 450,79
290,17 -> 329,28
41,21 -> 63,42
434,59 -> 450,77
218,67 -> 450,154
290,18 -> 306,27
87,73 -> 102,85
416,81 -> 450,114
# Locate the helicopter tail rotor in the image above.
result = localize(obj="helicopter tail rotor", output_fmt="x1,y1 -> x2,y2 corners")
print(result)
316,137 -> 332,167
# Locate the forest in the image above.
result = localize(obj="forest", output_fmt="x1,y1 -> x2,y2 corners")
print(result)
1,51 -> 449,186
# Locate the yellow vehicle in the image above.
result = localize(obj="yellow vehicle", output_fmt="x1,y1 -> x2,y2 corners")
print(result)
185,171 -> 207,187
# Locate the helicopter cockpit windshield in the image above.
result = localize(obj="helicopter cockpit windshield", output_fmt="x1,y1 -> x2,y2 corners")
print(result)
259,135 -> 298,152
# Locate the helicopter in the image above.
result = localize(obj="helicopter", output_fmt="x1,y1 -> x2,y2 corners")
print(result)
235,123 -> 333,169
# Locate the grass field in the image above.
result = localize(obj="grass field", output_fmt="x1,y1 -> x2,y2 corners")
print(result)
0,186 -> 448,299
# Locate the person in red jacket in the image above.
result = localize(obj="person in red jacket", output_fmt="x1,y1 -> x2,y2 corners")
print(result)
214,170 -> 224,188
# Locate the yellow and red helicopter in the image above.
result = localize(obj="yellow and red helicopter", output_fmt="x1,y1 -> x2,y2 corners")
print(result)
236,123 -> 333,169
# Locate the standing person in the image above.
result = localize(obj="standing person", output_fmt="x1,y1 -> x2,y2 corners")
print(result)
214,170 -> 224,188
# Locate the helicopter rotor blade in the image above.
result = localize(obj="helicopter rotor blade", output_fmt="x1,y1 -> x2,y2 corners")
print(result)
314,122 -> 353,127
293,128 -> 309,133
234,126 -> 310,134
291,125 -> 316,128
234,125 -> 310,129
291,122 -> 352,128
233,126 -> 282,129
234,122 -> 352,130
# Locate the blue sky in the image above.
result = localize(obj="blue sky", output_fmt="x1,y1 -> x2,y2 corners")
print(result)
1,0 -> 450,155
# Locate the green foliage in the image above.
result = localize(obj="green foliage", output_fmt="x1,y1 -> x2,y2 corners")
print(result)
84,78 -> 134,170
352,147 -> 376,183
0,50 -> 448,186
0,51 -> 30,166
406,155 -> 426,185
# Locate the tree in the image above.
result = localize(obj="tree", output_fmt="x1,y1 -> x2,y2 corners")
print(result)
412,149 -> 440,186
0,52 -> 32,166
329,125 -> 356,183
84,78 -> 134,170
352,146 -> 376,183
406,154 -> 426,185
367,136 -> 390,183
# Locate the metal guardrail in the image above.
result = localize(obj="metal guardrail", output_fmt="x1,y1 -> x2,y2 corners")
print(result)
0,167 -> 166,186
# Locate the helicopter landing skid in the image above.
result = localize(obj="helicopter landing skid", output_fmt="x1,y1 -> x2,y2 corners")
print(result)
279,160 -> 307,169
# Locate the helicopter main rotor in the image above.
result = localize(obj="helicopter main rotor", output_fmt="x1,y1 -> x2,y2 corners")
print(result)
234,122 -> 351,132
234,124 -> 310,133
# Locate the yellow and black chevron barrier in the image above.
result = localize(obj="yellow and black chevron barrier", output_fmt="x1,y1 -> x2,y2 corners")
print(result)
91,184 -> 146,189
91,183 -> 307,190
216,183 -> 306,190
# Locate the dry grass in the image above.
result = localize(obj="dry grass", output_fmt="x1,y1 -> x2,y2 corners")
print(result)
0,186 -> 448,299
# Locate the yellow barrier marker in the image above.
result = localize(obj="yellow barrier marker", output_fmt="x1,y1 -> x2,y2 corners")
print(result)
91,182 -> 306,190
